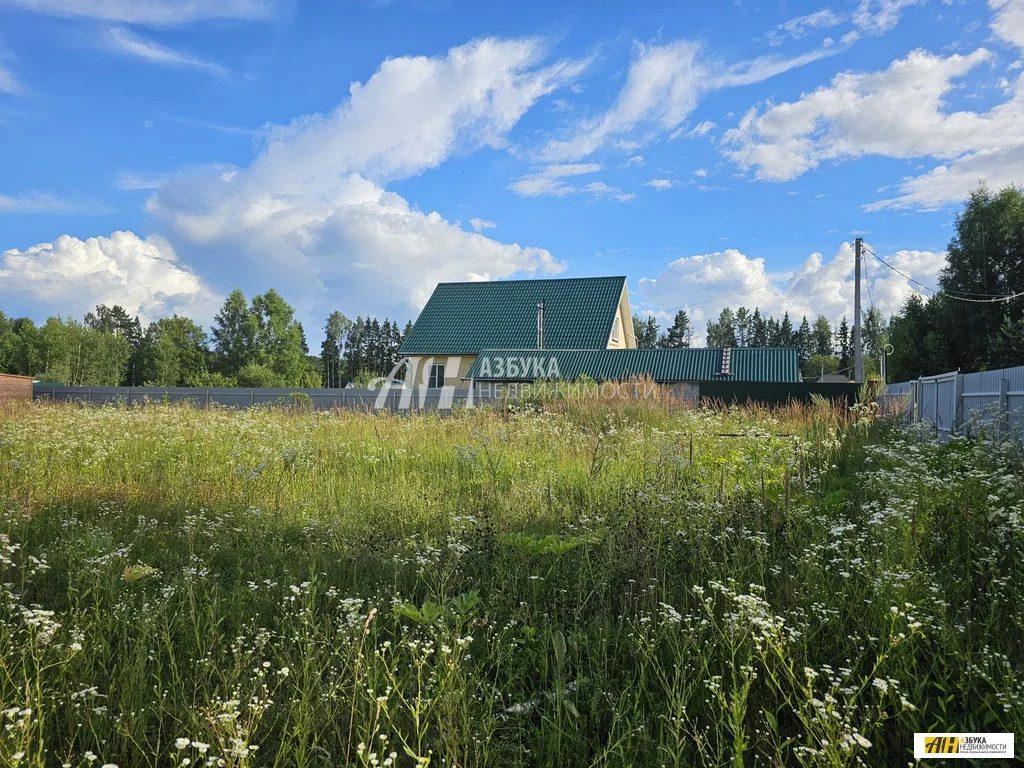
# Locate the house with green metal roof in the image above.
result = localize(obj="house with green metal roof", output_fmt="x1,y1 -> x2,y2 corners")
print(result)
399,276 -> 635,388
399,276 -> 801,387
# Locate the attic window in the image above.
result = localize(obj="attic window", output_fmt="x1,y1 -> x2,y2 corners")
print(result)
612,317 -> 620,342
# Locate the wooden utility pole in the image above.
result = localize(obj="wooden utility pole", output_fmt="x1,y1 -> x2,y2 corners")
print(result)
854,237 -> 864,383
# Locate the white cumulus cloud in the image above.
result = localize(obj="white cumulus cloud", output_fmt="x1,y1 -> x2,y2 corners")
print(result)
722,44 -> 1024,209
0,231 -> 218,323
991,0 -> 1024,51
146,37 -> 579,322
468,217 -> 496,231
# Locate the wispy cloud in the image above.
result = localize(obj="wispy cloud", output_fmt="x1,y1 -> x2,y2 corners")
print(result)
0,0 -> 275,25
115,170 -> 168,190
508,162 -> 602,197
0,60 -> 20,94
107,27 -> 229,76
469,217 -> 496,232
539,37 -> 846,163
766,9 -> 845,46
160,113 -> 259,136
851,0 -> 925,36
0,191 -> 108,214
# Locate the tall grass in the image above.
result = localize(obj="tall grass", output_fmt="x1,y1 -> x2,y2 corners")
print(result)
0,399 -> 1021,766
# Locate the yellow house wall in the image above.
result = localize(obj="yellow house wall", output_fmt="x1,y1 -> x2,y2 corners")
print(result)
405,355 -> 477,387
606,284 -> 636,349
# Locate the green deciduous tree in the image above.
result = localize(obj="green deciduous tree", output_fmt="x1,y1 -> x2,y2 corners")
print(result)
940,184 -> 1024,371
705,308 -> 737,347
812,315 -> 833,358
141,316 -> 208,386
321,311 -> 352,388
803,354 -> 839,381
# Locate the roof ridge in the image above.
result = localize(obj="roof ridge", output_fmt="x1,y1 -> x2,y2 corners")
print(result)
434,275 -> 626,286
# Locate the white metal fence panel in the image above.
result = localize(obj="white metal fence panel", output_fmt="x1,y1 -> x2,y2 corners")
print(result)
885,364 -> 1024,442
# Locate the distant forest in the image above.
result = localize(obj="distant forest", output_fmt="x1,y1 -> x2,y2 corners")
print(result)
2,185 -> 1021,387
0,288 -> 410,388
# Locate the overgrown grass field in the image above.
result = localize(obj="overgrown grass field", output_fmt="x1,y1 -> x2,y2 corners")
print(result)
0,398 -> 1021,766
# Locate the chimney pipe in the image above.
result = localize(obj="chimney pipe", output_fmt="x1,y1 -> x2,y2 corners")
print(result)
536,300 -> 545,349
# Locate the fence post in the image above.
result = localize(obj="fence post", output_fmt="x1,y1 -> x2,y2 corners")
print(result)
914,380 -> 922,422
998,378 -> 1010,438
952,372 -> 964,434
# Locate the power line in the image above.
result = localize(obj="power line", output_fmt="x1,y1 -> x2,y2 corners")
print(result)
861,244 -> 1024,303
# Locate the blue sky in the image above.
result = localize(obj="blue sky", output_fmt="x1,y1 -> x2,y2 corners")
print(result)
1,0 -> 1021,343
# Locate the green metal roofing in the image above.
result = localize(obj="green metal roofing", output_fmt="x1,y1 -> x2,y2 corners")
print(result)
399,276 -> 626,355
465,347 -> 801,383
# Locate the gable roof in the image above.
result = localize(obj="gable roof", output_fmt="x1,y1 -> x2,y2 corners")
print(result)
465,347 -> 801,383
399,276 -> 627,356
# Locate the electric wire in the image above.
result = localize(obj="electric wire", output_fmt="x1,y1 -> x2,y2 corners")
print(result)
861,244 -> 1024,303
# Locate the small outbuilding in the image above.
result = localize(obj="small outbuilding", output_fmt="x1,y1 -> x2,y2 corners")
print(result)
0,373 -> 34,403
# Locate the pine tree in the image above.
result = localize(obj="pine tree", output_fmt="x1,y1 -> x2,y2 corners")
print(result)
779,312 -> 794,346
749,308 -> 768,347
837,317 -> 851,374
796,316 -> 812,365
661,310 -> 693,348
734,307 -> 751,346
632,315 -> 659,348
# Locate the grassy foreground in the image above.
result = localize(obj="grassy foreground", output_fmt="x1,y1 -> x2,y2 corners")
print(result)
0,398 -> 1021,767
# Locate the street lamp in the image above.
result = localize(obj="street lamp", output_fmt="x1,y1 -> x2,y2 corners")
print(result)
880,343 -> 894,384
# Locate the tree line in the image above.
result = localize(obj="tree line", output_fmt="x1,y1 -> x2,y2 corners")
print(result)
632,306 -> 885,380
631,185 -> 1024,382
0,288 -> 411,388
